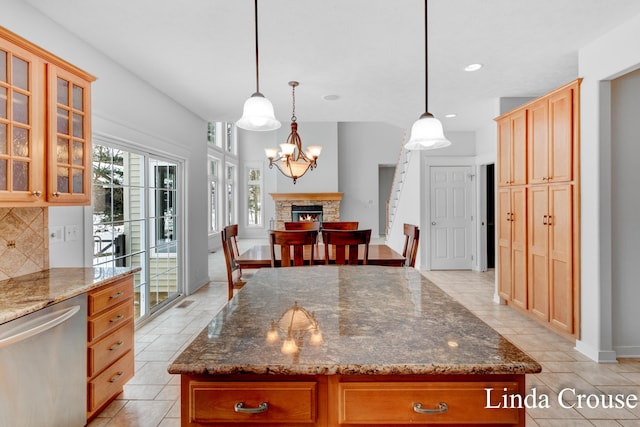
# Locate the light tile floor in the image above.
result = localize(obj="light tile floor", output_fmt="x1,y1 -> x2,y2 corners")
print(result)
89,239 -> 640,426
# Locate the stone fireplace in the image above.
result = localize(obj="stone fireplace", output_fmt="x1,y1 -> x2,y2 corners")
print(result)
270,193 -> 342,230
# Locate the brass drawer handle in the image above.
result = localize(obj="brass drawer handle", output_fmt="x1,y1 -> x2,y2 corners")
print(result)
110,291 -> 124,299
234,402 -> 269,414
413,402 -> 448,415
109,340 -> 124,351
109,371 -> 124,383
109,314 -> 124,323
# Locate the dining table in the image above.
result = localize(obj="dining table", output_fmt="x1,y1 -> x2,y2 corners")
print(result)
236,243 -> 406,268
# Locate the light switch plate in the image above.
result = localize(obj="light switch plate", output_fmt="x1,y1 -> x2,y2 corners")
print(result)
49,226 -> 64,243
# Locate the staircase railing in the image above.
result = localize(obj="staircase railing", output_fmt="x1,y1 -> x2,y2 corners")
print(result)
386,131 -> 411,236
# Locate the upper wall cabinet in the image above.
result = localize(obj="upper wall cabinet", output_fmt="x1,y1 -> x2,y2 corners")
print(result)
497,109 -> 527,186
0,26 -> 95,206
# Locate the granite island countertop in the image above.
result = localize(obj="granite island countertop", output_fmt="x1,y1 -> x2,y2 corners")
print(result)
0,267 -> 140,324
169,265 -> 541,377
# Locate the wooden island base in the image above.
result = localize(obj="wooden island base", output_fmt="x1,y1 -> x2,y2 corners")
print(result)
179,373 -> 526,426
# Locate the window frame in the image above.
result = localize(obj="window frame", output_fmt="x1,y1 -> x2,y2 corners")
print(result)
245,162 -> 264,228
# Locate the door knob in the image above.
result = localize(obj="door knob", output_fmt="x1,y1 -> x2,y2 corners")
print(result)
431,222 -> 436,226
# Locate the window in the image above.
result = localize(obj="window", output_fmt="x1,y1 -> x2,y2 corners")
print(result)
225,122 -> 235,154
208,156 -> 220,233
247,165 -> 262,226
226,163 -> 236,225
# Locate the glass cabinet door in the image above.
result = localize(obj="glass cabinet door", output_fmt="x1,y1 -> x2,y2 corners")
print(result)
0,40 -> 45,203
48,64 -> 91,204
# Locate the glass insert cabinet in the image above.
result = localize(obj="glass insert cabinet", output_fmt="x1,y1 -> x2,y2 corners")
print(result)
0,26 -> 95,206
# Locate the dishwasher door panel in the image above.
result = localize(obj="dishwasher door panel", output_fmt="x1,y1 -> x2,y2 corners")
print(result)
0,293 -> 87,427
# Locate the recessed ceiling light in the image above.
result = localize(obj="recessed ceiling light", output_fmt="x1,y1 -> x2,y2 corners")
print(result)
323,94 -> 340,101
444,113 -> 457,118
464,63 -> 483,72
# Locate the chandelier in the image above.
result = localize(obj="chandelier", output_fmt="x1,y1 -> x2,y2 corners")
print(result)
404,0 -> 451,150
264,81 -> 322,184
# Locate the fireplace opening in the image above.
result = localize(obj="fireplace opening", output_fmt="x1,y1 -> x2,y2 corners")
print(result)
291,205 -> 323,223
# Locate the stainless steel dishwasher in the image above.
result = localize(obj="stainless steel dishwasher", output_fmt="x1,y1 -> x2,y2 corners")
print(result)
0,293 -> 87,427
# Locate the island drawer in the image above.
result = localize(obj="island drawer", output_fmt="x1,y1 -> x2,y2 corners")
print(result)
337,381 -> 520,424
88,297 -> 133,342
88,277 -> 134,316
87,319 -> 134,377
187,381 -> 317,424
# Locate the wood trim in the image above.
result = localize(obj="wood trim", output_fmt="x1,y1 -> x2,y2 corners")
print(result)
270,192 -> 343,201
0,25 -> 96,82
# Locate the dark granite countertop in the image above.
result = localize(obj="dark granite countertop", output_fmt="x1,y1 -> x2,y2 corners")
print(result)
169,266 -> 541,377
0,267 -> 140,324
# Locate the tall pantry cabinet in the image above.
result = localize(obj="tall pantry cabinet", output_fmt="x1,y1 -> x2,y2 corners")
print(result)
496,79 -> 580,338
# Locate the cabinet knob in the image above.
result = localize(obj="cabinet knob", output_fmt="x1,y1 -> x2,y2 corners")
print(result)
31,190 -> 42,197
52,192 -> 61,198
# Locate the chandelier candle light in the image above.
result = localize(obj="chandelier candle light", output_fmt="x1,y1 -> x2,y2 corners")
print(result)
405,0 -> 452,150
264,81 -> 322,184
236,0 -> 281,131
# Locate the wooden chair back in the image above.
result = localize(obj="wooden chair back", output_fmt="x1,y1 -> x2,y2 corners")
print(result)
221,224 -> 245,300
322,229 -> 371,265
321,221 -> 359,230
284,221 -> 321,231
270,230 -> 318,267
402,223 -> 420,268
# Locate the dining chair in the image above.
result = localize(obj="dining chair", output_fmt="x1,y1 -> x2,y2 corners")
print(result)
221,224 -> 251,300
284,221 -> 321,231
402,223 -> 420,268
269,230 -> 318,267
322,229 -> 371,265
321,221 -> 359,230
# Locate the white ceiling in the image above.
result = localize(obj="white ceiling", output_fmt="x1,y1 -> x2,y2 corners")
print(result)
23,0 -> 640,133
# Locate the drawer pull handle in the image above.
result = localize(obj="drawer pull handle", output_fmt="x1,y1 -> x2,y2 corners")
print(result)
234,402 -> 269,414
413,402 -> 448,415
109,340 -> 124,351
109,314 -> 124,323
109,371 -> 124,383
110,291 -> 124,299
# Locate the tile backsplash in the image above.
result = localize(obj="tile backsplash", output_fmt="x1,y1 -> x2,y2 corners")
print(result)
0,207 -> 49,281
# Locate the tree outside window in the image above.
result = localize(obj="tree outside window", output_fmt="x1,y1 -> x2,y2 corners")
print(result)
247,167 -> 262,226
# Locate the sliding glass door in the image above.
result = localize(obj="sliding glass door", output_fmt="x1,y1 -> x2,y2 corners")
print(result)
92,144 -> 182,321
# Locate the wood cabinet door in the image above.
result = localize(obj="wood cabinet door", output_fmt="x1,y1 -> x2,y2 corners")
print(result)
510,187 -> 528,310
528,99 -> 549,184
548,87 -> 574,183
47,64 -> 92,204
527,186 -> 549,322
497,188 -> 512,300
0,38 -> 46,204
497,118 -> 512,187
548,184 -> 573,333
511,109 -> 527,186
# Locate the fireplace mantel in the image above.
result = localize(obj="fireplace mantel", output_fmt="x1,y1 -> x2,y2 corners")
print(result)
270,192 -> 343,201
269,193 -> 342,229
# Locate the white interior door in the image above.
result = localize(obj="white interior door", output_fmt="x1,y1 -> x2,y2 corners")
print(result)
430,166 -> 473,270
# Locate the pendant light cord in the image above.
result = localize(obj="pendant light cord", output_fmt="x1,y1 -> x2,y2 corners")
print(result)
254,0 -> 260,94
424,0 -> 429,113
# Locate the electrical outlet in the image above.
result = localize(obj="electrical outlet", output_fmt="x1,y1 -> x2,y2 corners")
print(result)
49,226 -> 64,243
65,225 -> 80,241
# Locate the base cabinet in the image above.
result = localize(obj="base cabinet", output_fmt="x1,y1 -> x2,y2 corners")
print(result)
179,374 -> 526,427
86,276 -> 135,420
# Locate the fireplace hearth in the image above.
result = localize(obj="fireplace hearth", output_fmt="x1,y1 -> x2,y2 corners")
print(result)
270,193 -> 342,230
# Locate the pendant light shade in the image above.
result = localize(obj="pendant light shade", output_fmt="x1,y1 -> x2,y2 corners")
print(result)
237,93 -> 280,131
405,0 -> 451,150
405,112 -> 451,150
236,0 -> 281,131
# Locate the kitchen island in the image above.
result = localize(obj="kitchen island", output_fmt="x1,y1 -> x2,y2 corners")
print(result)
169,265 -> 541,426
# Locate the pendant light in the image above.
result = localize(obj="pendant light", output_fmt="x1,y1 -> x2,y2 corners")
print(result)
405,0 -> 451,150
236,0 -> 281,131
